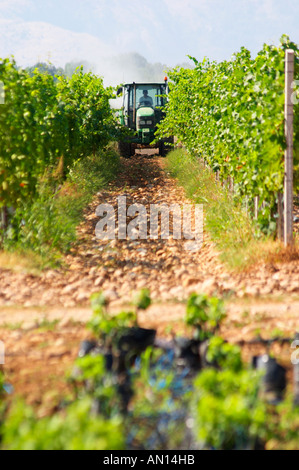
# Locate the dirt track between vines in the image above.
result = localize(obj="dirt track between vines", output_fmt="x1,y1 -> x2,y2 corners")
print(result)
0,152 -> 299,407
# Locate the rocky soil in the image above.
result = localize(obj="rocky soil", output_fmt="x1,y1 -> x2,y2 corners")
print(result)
1,154 -> 298,309
0,152 -> 299,405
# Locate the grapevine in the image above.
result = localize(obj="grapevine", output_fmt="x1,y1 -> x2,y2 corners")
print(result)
156,35 -> 299,230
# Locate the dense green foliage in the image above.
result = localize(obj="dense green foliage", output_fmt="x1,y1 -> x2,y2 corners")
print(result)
157,35 -> 299,228
192,368 -> 267,450
205,336 -> 243,372
1,398 -> 124,450
186,293 -> 226,340
0,58 -> 123,263
0,58 -> 118,210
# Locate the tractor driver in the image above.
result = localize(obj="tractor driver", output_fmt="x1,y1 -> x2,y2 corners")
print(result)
139,89 -> 153,107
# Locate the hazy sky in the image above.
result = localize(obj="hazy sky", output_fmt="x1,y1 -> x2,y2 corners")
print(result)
1,0 -> 299,78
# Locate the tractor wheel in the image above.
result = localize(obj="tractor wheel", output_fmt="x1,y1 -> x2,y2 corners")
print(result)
159,141 -> 166,157
118,141 -> 133,158
159,137 -> 173,157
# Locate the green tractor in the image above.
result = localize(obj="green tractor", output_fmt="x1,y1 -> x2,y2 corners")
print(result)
116,80 -> 172,157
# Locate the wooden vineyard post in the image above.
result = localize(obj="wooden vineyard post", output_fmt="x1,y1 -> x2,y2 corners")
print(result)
254,196 -> 259,220
277,193 -> 284,240
229,177 -> 234,194
284,49 -> 294,247
1,207 -> 7,230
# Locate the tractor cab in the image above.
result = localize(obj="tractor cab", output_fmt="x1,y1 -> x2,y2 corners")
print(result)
117,81 -> 172,157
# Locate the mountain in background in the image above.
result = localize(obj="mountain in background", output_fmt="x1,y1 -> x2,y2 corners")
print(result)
0,18 -> 192,86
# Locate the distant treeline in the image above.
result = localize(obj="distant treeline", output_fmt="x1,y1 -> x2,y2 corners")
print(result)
23,60 -> 93,80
